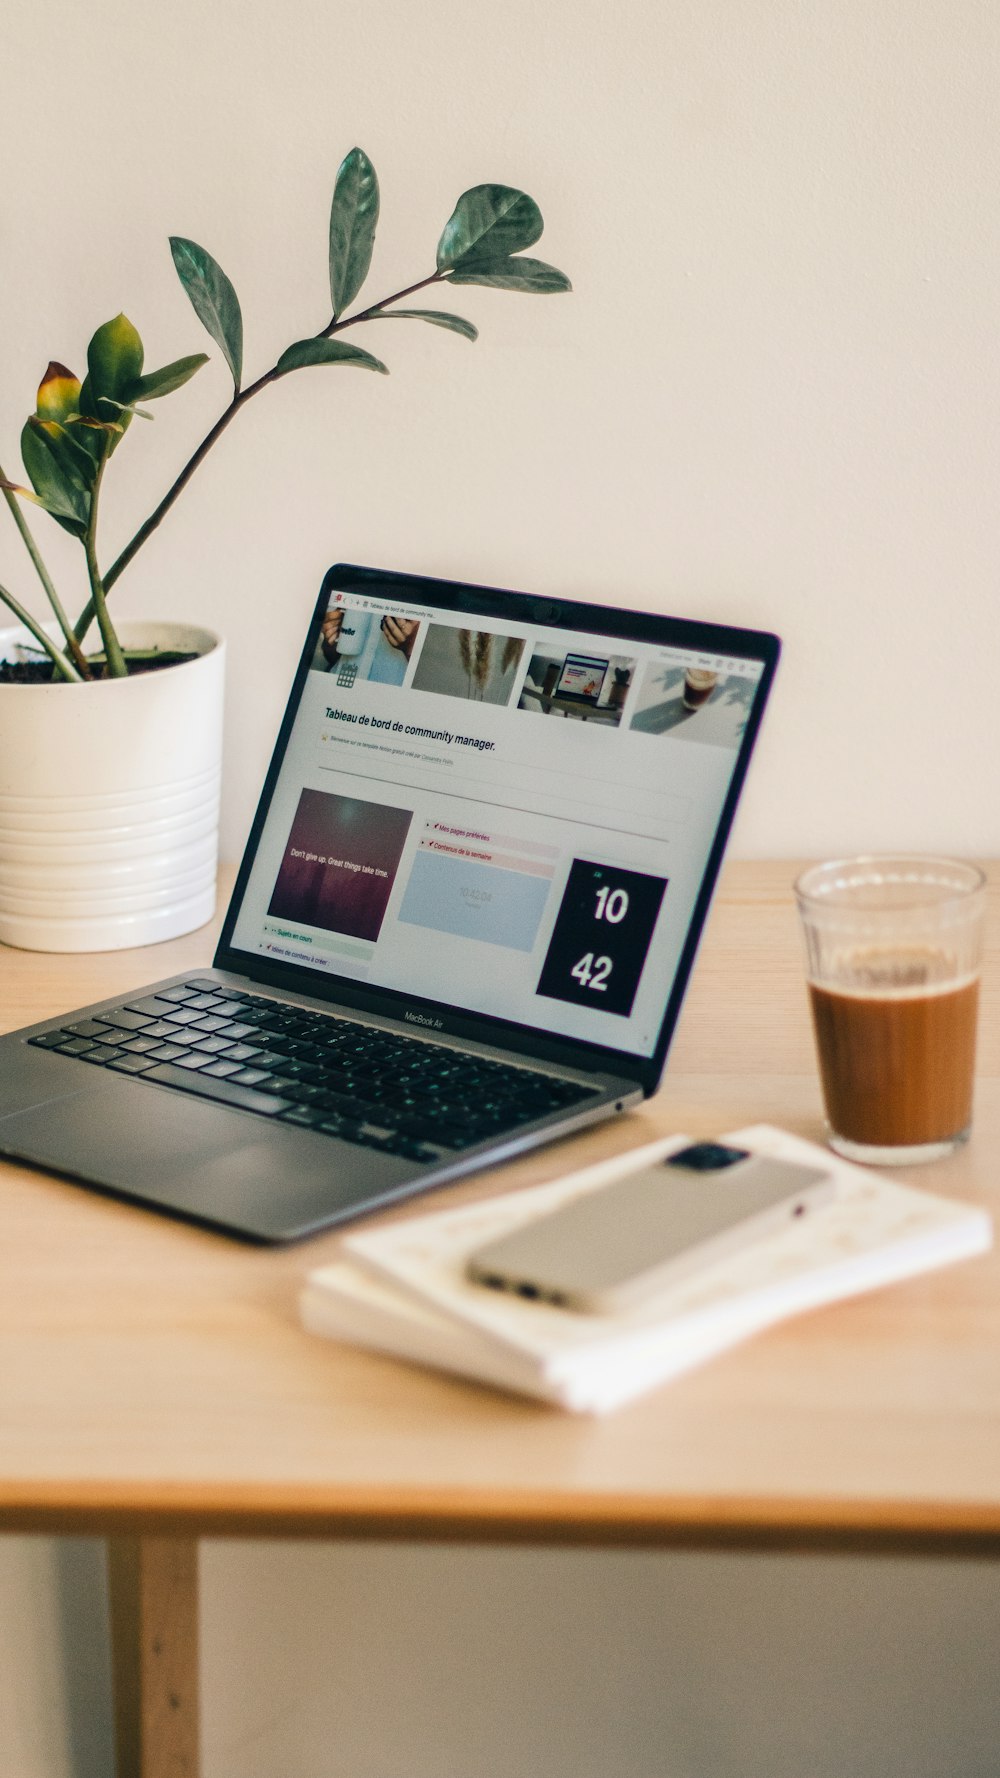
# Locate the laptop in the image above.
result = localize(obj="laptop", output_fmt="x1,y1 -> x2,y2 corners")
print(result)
555,653 -> 609,705
0,564 -> 779,1242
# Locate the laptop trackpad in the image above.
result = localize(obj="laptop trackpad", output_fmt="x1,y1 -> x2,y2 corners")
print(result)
0,1082 -> 260,1184
0,1079 -> 406,1240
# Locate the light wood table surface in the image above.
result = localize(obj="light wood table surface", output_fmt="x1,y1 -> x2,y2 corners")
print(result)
3,859 -> 999,1775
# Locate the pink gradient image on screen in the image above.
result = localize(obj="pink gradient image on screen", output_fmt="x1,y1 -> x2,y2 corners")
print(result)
268,789 -> 412,942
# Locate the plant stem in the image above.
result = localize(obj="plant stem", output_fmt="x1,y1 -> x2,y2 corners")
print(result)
100,388 -> 246,602
83,451 -> 127,677
71,267 -> 448,643
331,270 -> 445,330
0,462 -> 91,675
0,578 -> 83,681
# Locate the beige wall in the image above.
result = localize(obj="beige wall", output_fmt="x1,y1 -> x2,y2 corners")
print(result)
3,2 -> 1000,1773
4,0 -> 1000,862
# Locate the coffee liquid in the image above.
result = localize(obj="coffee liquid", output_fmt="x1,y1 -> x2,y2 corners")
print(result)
808,967 -> 979,1148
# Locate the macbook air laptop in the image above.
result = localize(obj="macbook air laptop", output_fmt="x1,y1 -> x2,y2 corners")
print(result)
0,564 -> 779,1242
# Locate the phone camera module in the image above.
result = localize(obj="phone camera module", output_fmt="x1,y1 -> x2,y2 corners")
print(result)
667,1142 -> 750,1172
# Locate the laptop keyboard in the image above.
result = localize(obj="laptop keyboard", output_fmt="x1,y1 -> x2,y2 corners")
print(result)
28,978 -> 598,1164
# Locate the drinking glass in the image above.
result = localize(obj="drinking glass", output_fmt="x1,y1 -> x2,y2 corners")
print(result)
794,855 -> 987,1164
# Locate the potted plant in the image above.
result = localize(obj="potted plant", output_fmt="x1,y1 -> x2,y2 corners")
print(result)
0,148 -> 569,952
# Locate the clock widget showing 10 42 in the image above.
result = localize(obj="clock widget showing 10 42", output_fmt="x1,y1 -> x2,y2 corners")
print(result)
535,860 -> 668,1018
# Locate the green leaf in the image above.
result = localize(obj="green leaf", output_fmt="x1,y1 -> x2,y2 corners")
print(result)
20,420 -> 90,534
329,147 -> 380,317
446,255 -> 572,293
126,353 -> 208,402
436,186 -> 543,271
82,314 -> 144,453
368,308 -> 478,342
74,377 -> 108,463
85,397 -> 153,421
86,314 -> 143,406
36,362 -> 82,424
29,417 -> 96,493
169,237 -> 244,391
0,477 -> 56,510
275,338 -> 388,376
67,413 -> 124,432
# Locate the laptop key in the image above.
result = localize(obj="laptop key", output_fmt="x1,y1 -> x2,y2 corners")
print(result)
167,1027 -> 214,1049
315,1117 -> 364,1143
146,1042 -> 188,1062
30,1030 -> 74,1049
218,1042 -> 265,1064
77,1045 -> 129,1065
143,1063 -> 288,1115
108,1055 -> 158,1075
359,1120 -> 396,1142
101,1010 -> 150,1032
64,1019 -> 116,1039
279,1105 -> 328,1128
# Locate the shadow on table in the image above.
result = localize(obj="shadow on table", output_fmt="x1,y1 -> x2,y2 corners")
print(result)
631,691 -> 705,736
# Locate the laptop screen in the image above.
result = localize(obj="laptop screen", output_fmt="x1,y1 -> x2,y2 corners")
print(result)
555,654 -> 608,702
224,566 -> 777,1069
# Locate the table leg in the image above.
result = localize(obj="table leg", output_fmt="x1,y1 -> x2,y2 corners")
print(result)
107,1536 -> 200,1778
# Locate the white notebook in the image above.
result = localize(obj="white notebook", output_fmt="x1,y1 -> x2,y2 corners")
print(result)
300,1125 -> 992,1413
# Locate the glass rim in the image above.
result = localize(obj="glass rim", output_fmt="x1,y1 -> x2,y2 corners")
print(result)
794,853 -> 987,913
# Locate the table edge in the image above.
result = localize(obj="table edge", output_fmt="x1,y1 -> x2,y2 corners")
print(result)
4,1483 -> 1000,1554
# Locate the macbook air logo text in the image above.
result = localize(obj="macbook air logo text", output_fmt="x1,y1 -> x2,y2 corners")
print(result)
404,1010 -> 443,1030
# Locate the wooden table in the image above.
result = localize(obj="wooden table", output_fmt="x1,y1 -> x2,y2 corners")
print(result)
2,859 -> 999,1777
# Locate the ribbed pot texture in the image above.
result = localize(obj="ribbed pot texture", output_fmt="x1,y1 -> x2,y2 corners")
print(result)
0,623 -> 225,952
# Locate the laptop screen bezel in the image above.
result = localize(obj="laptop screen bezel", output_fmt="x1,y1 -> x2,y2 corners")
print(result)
214,563 -> 780,1096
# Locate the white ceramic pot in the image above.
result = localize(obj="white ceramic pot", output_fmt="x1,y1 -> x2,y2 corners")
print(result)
0,622 -> 225,952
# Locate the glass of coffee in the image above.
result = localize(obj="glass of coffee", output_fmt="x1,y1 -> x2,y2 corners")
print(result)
795,856 -> 987,1165
682,667 -> 717,710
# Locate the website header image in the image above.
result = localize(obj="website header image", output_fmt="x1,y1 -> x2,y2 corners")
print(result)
518,645 -> 636,727
629,654 -> 760,748
311,597 -> 423,689
410,624 -> 525,706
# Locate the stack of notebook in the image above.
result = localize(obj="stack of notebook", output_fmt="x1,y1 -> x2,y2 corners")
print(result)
300,1125 -> 992,1413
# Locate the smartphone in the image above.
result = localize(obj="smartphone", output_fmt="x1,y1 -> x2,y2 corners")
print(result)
465,1142 -> 836,1313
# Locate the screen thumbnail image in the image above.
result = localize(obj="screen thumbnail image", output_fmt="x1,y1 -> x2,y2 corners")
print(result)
311,603 -> 420,688
518,647 -> 636,726
629,662 -> 755,748
410,625 -> 525,705
268,788 -> 412,942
